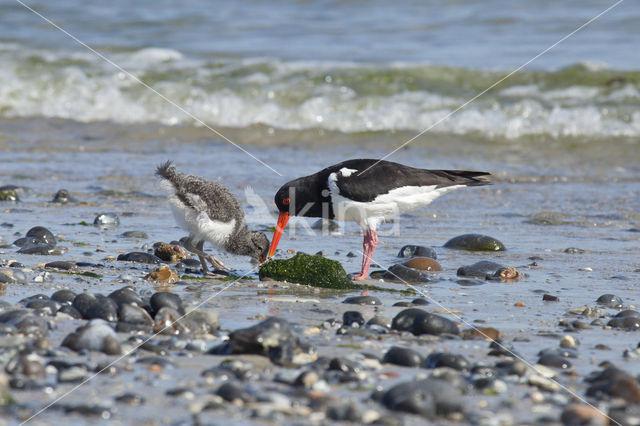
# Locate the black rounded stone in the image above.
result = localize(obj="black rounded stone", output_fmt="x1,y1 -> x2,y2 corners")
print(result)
150,292 -> 185,316
17,244 -> 56,255
51,289 -> 77,304
608,317 -> 640,330
118,304 -> 153,326
343,296 -> 382,306
383,346 -> 422,367
538,353 -> 572,370
24,299 -> 60,316
398,245 -> 437,260
444,234 -> 505,251
109,287 -> 144,307
380,378 -> 462,418
117,252 -> 162,265
384,264 -> 433,283
456,261 -> 503,278
25,226 -> 56,245
615,310 -> 640,318
425,352 -> 469,371
596,294 -> 623,309
45,261 -> 77,271
12,237 -> 42,248
57,305 -> 82,319
342,311 -> 365,327
51,189 -> 75,204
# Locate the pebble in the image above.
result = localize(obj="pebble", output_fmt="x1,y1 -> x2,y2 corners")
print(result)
402,257 -> 441,271
560,403 -> 608,426
461,327 -> 502,340
93,213 -> 120,227
444,234 -> 505,251
343,295 -> 382,305
614,309 -> 640,318
154,307 -> 193,336
342,311 -> 365,327
586,367 -> 640,403
0,309 -> 49,337
108,287 -> 144,307
596,293 -> 623,309
115,393 -> 146,406
607,316 -> 640,330
150,292 -> 185,315
397,245 -> 437,260
560,335 -> 579,349
73,293 -> 118,322
456,261 -> 503,278
425,352 -> 469,371
538,354 -> 572,370
185,308 -> 219,335
384,264 -> 433,283
383,346 -> 422,367
51,189 -> 76,204
62,319 -> 121,355
542,294 -> 559,302
25,226 -> 56,246
118,304 -> 153,326
57,305 -> 83,319
311,219 -> 340,233
226,317 -> 317,367
12,237 -> 42,248
391,308 -> 459,336
379,378 -> 463,418
51,290 -> 76,304
122,231 -> 148,239
44,261 -> 77,271
367,315 -> 392,329
24,299 -> 60,316
17,244 -> 57,255
564,247 -> 586,254
117,252 -> 162,264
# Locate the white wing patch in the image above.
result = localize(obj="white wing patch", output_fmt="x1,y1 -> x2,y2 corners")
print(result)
327,174 -> 465,230
159,181 -> 236,247
338,167 -> 358,177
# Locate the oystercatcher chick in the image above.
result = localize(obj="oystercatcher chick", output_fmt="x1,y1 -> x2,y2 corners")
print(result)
156,161 -> 269,275
268,159 -> 490,280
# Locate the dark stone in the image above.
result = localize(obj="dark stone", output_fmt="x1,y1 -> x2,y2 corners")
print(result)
615,310 -> 640,318
596,294 -> 623,309
61,320 -> 121,354
412,298 -> 429,305
456,261 -> 503,278
379,378 -> 463,418
425,352 -> 469,371
115,393 -> 146,406
391,308 -> 459,336
94,213 -> 120,227
326,402 -> 363,422
12,237 -> 42,248
150,292 -> 185,316
108,287 -> 144,307
135,356 -> 176,369
217,382 -> 253,403
367,315 -> 392,329
586,367 -> 640,403
343,311 -> 365,327
25,226 -> 56,245
57,305 -> 82,319
51,189 -> 75,204
444,234 -> 505,251
122,231 -> 148,239
72,293 -> 118,322
118,304 -> 153,325
117,252 -> 162,265
564,247 -> 586,254
0,310 -> 49,337
383,346 -> 422,367
0,272 -> 15,284
44,261 -> 77,271
116,322 -> 152,334
24,299 -> 60,316
538,353 -> 572,370
384,264 -> 433,283
343,296 -> 382,306
542,294 -> 559,302
607,317 -> 640,330
398,245 -> 437,260
17,244 -> 56,255
51,289 -> 76,304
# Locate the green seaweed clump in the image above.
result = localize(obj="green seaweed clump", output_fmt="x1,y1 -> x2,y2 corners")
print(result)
259,253 -> 354,289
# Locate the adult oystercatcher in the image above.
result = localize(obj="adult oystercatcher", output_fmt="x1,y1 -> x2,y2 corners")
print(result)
268,159 -> 490,280
156,161 -> 269,274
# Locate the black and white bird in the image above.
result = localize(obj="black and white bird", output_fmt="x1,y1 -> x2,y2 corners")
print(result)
156,161 -> 269,274
268,159 -> 491,280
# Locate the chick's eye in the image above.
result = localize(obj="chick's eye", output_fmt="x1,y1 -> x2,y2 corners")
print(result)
282,197 -> 290,206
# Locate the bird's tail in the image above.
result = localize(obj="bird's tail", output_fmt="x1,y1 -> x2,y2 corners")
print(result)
156,160 -> 177,180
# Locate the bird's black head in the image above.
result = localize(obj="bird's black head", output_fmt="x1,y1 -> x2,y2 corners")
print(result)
274,178 -> 331,218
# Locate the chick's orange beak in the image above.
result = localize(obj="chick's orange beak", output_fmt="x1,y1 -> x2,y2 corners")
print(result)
268,212 -> 290,258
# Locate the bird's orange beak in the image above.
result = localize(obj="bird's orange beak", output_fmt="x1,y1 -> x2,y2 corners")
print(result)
268,212 -> 290,258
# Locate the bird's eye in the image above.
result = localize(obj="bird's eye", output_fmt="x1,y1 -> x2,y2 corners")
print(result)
282,197 -> 290,205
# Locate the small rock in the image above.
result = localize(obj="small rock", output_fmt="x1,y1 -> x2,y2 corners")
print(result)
153,307 -> 193,336
383,346 -> 422,367
121,231 -> 148,239
596,294 -> 623,309
561,403 -> 608,426
17,244 -> 56,255
146,266 -> 179,284
397,245 -> 437,260
538,354 -> 572,370
391,308 -> 459,336
61,320 -> 121,355
44,261 -> 77,271
51,189 -> 76,204
560,335 -> 579,349
26,226 -> 56,245
343,311 -> 365,327
311,219 -> 340,233
402,257 -> 441,272
425,352 -> 469,371
461,327 -> 502,340
150,292 -> 185,315
457,261 -> 503,278
487,266 -> 521,281
118,304 -> 153,326
117,252 -> 162,265
379,378 -> 463,418
94,213 -> 120,227
367,315 -> 392,329
154,243 -> 187,263
542,294 -> 559,302
607,316 -> 640,329
444,234 -> 505,251
384,264 -> 433,283
108,287 -> 144,307
343,295 -> 382,306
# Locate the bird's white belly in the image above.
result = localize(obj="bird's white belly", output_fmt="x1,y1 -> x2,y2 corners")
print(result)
163,185 -> 235,247
329,179 -> 464,229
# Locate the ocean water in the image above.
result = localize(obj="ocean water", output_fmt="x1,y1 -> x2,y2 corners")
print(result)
1,0 -> 639,145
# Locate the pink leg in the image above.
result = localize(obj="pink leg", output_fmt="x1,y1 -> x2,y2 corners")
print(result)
354,229 -> 378,280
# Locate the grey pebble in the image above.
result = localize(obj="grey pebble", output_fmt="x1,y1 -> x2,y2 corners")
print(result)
383,346 -> 422,367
